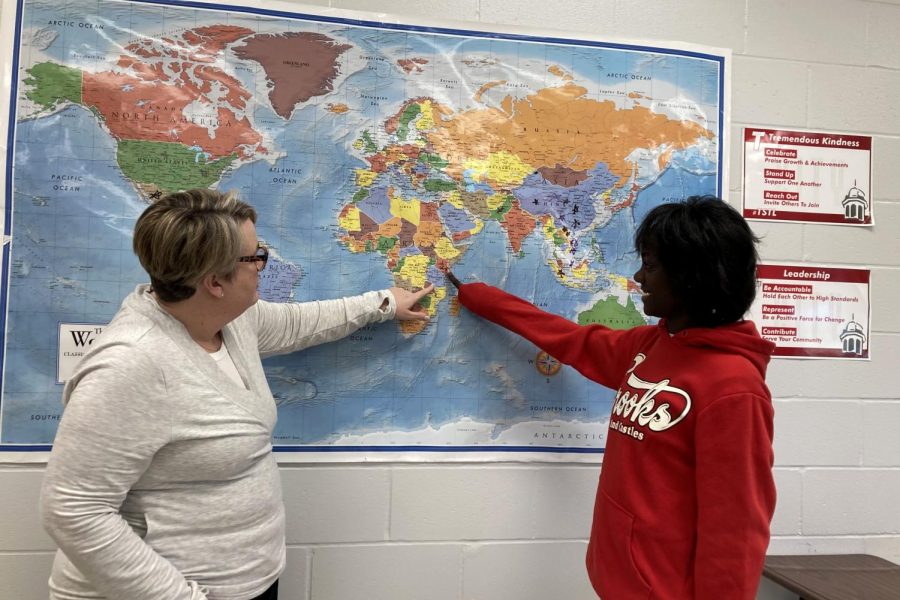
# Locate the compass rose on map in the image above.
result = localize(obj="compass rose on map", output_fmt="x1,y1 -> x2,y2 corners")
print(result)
534,351 -> 562,377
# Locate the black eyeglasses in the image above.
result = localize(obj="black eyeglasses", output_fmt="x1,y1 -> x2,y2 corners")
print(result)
237,244 -> 268,271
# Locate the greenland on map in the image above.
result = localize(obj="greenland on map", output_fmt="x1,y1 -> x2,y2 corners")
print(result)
0,0 -> 728,459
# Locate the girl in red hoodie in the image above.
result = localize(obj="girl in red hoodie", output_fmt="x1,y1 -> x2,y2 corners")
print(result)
448,196 -> 776,600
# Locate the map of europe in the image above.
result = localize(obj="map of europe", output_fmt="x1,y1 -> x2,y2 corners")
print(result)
1,0 -> 725,457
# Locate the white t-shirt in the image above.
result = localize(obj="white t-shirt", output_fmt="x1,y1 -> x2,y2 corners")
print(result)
209,341 -> 246,388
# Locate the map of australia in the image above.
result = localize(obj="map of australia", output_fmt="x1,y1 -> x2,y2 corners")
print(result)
2,0 -> 725,455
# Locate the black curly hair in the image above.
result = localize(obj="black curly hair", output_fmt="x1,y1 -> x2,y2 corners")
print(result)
634,196 -> 760,327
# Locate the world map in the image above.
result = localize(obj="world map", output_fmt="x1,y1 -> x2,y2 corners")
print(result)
1,0 -> 725,457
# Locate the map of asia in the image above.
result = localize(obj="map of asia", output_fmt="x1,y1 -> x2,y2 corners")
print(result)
0,0 -> 727,458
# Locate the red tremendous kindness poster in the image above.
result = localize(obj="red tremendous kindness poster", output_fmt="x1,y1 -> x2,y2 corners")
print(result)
749,264 -> 871,360
742,128 -> 873,225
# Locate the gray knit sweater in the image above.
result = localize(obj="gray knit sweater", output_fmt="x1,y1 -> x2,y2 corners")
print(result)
40,284 -> 396,600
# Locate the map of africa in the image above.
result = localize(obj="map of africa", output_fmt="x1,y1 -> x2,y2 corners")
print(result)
0,0 -> 726,458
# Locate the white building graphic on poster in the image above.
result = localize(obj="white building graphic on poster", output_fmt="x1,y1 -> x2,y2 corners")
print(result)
842,185 -> 868,222
840,318 -> 867,356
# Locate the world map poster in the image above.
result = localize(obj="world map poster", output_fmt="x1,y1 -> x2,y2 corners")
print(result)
0,0 -> 729,460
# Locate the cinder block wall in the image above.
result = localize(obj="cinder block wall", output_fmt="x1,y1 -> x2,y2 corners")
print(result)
1,1 -> 898,599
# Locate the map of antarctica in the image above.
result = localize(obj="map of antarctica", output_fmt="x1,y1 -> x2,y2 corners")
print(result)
0,0 -> 726,456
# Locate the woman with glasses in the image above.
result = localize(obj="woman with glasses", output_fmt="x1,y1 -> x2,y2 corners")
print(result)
40,188 -> 434,600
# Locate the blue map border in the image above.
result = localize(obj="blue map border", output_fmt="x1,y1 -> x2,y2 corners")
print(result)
0,0 -> 25,451
0,0 -> 726,455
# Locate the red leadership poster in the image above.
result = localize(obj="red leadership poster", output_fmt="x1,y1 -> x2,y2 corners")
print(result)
749,264 -> 871,359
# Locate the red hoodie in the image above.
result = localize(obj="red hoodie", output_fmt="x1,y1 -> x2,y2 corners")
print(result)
457,282 -> 776,600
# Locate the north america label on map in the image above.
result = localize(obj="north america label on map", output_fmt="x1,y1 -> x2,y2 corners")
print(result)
8,0 -> 721,450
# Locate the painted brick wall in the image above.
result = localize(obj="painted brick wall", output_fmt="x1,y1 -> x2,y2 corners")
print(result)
1,1 -> 898,599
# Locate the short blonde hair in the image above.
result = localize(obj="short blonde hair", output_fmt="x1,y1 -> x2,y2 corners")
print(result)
133,189 -> 257,302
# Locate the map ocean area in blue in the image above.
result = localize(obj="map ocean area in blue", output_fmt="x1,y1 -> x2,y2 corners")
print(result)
1,0 -> 724,453
269,223 -> 615,445
4,106 -> 147,444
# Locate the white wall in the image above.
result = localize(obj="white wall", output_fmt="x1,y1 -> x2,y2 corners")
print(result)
2,1 -> 900,599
